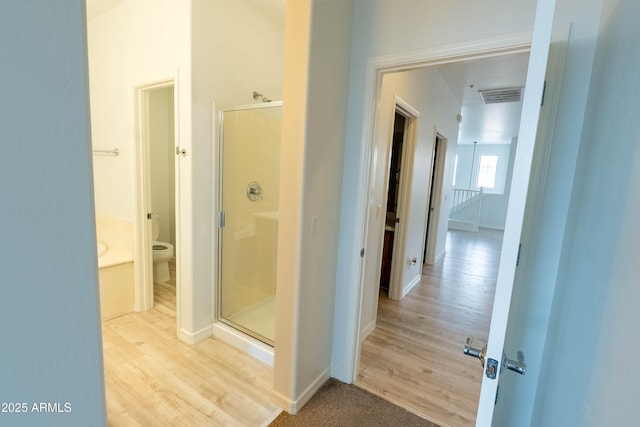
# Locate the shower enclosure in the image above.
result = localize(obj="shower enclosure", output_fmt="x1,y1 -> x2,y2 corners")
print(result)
218,102 -> 281,346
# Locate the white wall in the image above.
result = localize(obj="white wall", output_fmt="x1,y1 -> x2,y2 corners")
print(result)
0,2 -> 106,425
88,0 -> 190,221
531,0 -> 640,424
359,68 -> 461,334
272,0 -> 353,412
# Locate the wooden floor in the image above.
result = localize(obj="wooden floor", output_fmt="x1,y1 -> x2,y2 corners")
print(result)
357,228 -> 503,427
101,260 -> 280,426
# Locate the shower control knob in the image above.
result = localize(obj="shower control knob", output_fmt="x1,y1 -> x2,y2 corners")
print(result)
247,182 -> 263,201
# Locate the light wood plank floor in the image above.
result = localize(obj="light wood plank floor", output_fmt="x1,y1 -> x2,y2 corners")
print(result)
102,260 -> 281,426
357,228 -> 503,427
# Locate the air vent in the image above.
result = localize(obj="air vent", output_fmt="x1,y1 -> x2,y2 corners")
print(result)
479,87 -> 523,104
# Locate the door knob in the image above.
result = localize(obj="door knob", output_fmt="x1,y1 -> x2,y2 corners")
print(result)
463,336 -> 487,367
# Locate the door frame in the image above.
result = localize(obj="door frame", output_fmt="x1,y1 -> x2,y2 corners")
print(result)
386,98 -> 419,301
342,32 -> 534,382
423,130 -> 448,265
133,79 -> 179,326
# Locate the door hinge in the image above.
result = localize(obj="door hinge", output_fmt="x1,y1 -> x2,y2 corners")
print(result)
360,248 -> 365,258
541,80 -> 547,107
147,213 -> 152,220
176,146 -> 187,156
219,211 -> 225,228
516,243 -> 522,266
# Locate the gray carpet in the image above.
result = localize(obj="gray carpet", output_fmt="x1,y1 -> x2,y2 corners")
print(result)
269,379 -> 439,426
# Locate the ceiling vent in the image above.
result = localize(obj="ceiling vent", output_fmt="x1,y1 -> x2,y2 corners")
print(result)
479,87 -> 523,104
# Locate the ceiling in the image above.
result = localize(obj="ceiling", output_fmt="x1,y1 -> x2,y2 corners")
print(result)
437,52 -> 530,145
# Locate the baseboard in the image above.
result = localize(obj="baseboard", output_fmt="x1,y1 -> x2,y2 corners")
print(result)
211,322 -> 274,367
433,249 -> 446,264
402,274 -> 421,298
360,319 -> 376,341
178,324 -> 212,344
271,368 -> 330,414
448,220 -> 477,232
478,224 -> 505,231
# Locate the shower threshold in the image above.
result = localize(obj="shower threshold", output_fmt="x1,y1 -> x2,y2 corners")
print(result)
222,295 -> 275,346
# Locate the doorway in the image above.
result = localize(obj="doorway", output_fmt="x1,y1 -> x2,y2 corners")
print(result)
353,47 -> 534,425
134,80 -> 178,324
379,112 -> 406,295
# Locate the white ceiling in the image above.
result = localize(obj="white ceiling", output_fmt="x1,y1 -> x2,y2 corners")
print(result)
437,52 -> 530,145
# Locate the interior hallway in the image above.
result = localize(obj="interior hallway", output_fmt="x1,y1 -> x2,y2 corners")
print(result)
101,260 -> 280,426
357,228 -> 503,427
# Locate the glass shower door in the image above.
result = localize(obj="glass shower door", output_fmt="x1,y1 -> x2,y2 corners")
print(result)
218,102 -> 281,345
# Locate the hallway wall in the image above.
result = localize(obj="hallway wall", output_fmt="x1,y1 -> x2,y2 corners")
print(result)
0,2 -> 106,425
533,0 -> 640,423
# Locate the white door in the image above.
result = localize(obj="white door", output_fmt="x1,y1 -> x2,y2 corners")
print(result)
474,0 -> 556,425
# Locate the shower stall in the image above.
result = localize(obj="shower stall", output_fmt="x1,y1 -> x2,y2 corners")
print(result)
217,101 -> 281,347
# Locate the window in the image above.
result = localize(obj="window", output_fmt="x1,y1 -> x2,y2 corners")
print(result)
477,155 -> 498,188
452,155 -> 458,186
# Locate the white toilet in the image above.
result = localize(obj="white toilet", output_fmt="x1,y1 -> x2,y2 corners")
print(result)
152,214 -> 174,283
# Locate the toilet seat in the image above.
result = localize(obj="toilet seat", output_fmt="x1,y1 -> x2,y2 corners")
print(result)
153,241 -> 173,253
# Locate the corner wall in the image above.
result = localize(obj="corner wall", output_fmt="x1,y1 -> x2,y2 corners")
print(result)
272,0 -> 354,412
0,2 -> 106,425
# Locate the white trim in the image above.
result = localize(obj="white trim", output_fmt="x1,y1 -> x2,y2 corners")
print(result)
433,249 -> 446,264
401,274 -> 421,298
133,78 -> 177,315
178,324 -> 212,345
477,1 -> 558,422
270,368 -> 330,414
360,319 -> 376,341
387,96 -> 420,301
344,32 -> 535,384
211,322 -> 274,366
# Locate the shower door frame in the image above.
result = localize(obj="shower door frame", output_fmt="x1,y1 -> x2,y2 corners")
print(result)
213,101 -> 283,355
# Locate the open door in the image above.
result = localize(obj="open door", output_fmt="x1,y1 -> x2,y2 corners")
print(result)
471,0 -> 557,424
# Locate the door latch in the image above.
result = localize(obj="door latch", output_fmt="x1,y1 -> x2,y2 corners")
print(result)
463,336 -> 487,367
503,350 -> 526,375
